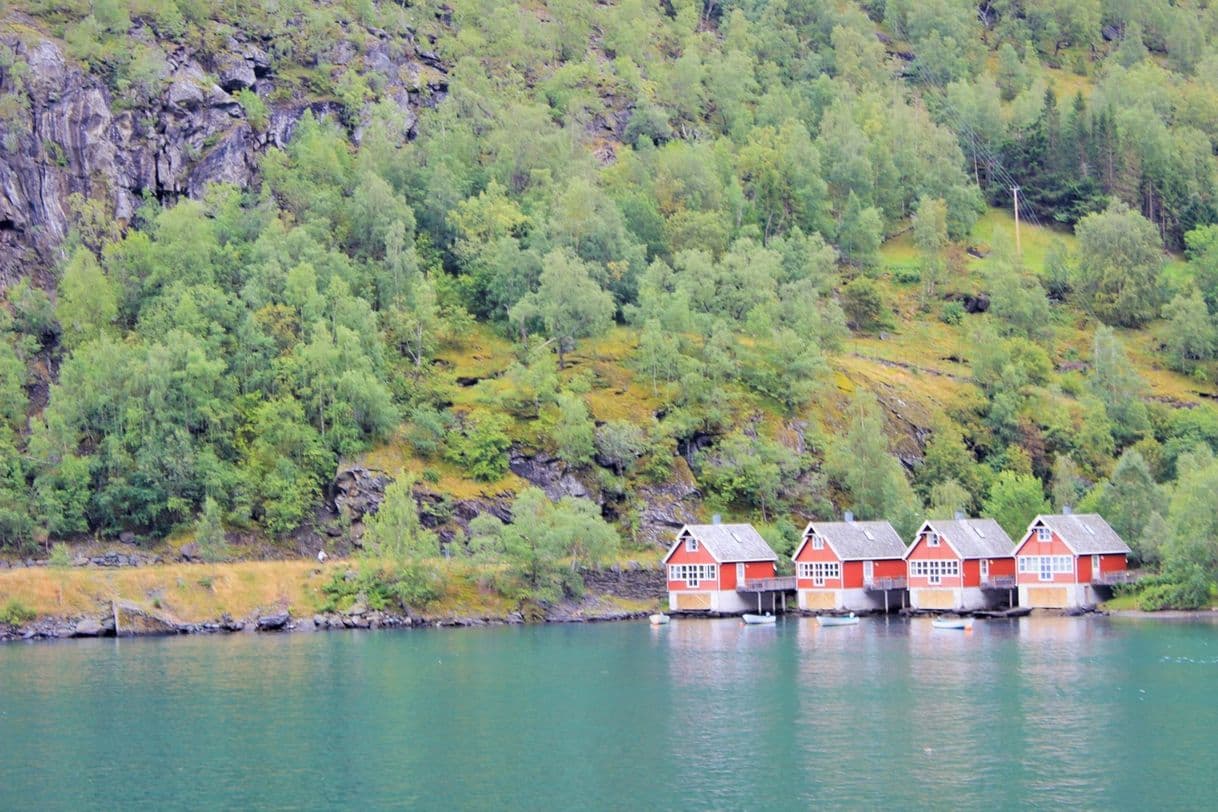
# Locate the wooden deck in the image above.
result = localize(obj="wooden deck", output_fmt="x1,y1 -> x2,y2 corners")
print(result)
981,576 -> 1017,590
1093,571 -> 1140,586
737,576 -> 798,593
864,577 -> 907,591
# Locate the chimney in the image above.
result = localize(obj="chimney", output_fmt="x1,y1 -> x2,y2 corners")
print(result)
844,510 -> 854,523
1063,505 -> 1072,515
712,513 -> 721,525
954,511 -> 965,520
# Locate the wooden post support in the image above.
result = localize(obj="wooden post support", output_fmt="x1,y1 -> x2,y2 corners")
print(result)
884,590 -> 889,613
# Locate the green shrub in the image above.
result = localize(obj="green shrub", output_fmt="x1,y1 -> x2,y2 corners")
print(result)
940,301 -> 965,325
391,562 -> 445,608
1137,563 -> 1212,610
1,599 -> 35,626
48,543 -> 72,569
893,266 -> 921,285
841,277 -> 891,333
235,89 -> 269,132
445,414 -> 511,481
320,562 -> 446,613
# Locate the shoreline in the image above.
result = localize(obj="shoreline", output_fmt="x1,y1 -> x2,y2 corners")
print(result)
1106,609 -> 1218,620
9,603 -> 1218,645
0,598 -> 658,643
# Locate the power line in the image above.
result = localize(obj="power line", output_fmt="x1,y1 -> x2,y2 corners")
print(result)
905,57 -> 1045,230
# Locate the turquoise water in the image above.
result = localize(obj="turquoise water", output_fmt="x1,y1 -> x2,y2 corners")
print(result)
1,616 -> 1216,810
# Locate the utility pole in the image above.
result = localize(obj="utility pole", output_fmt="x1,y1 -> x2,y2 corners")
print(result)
1012,185 -> 1022,257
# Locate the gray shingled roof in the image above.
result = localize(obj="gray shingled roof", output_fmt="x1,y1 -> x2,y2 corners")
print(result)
677,524 -> 777,562
801,521 -> 906,560
1033,514 -> 1131,555
921,518 -> 1014,559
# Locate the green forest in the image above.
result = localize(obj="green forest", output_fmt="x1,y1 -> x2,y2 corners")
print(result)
4,0 -> 1218,608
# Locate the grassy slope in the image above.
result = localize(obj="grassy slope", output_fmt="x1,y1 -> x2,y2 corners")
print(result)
343,206 -> 1213,533
0,557 -> 665,623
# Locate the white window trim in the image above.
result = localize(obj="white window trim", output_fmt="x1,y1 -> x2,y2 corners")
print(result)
1021,555 -> 1073,581
927,532 -> 940,547
797,561 -> 840,585
812,534 -> 824,550
910,559 -> 960,582
668,563 -> 716,587
1036,527 -> 1051,542
685,537 -> 698,553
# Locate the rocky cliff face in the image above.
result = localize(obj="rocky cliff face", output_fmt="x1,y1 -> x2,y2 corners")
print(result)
0,16 -> 445,288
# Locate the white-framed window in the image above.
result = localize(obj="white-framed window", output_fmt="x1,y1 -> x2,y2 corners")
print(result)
811,534 -> 824,550
909,560 -> 960,585
1036,527 -> 1051,542
685,537 -> 699,553
668,563 -> 716,587
798,561 -> 840,585
1019,556 -> 1073,580
927,531 -> 940,547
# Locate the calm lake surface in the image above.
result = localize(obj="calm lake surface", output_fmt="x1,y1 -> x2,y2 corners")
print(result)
2,616 -> 1216,810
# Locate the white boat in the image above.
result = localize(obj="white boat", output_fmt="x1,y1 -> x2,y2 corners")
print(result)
742,613 -> 777,625
649,613 -> 670,625
816,613 -> 859,627
932,617 -> 975,631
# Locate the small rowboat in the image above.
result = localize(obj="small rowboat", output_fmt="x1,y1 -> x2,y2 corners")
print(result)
932,617 -> 974,631
742,613 -> 777,625
649,613 -> 670,625
816,613 -> 859,627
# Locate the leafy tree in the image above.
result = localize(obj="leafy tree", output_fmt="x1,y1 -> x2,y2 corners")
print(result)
1049,454 -> 1085,511
447,414 -> 512,482
912,196 -> 948,306
1089,326 -> 1150,444
826,391 -> 921,537
840,277 -> 890,333
982,470 -> 1050,539
595,420 -> 647,476
928,479 -> 972,519
195,496 -> 228,563
0,341 -> 27,434
985,238 -> 1052,341
836,191 -> 883,269
363,474 -> 438,562
916,424 -> 984,509
698,431 -> 805,522
1084,449 -> 1159,562
240,398 -> 334,536
1074,202 -> 1164,327
510,250 -> 615,368
56,248 -> 118,350
469,488 -> 619,602
1161,287 -> 1216,372
552,392 -> 595,468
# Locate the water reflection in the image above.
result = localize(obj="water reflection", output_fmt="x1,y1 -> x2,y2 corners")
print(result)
3,618 -> 1218,809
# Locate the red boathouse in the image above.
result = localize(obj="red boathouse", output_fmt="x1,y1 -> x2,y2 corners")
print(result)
792,518 -> 907,612
1013,513 -> 1132,608
904,517 -> 1016,611
664,523 -> 779,613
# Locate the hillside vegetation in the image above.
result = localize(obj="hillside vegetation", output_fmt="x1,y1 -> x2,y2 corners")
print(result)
3,0 -> 1218,608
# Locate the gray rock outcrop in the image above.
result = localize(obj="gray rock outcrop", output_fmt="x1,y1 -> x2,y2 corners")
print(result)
0,18 -> 446,287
